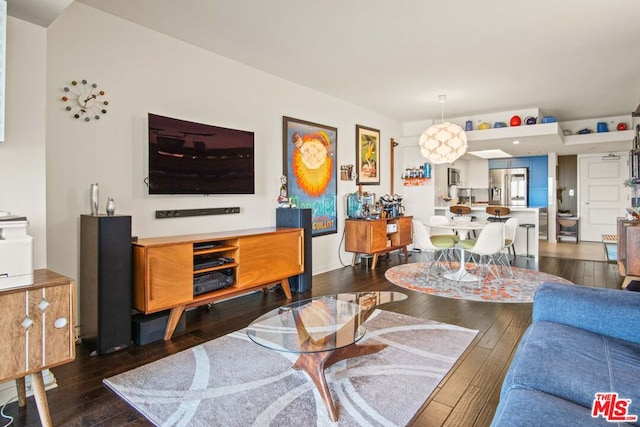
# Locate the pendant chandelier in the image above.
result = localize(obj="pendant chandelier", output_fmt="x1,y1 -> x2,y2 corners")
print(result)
419,95 -> 467,164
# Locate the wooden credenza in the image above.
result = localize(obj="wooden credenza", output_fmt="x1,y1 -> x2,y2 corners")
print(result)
132,227 -> 304,340
0,270 -> 75,427
617,217 -> 640,288
345,216 -> 413,268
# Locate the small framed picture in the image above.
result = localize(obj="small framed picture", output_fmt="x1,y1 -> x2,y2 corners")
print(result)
356,125 -> 380,185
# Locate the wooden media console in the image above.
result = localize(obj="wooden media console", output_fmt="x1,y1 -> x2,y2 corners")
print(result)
132,227 -> 304,340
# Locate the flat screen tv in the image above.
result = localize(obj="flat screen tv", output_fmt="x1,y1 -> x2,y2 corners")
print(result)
148,113 -> 255,195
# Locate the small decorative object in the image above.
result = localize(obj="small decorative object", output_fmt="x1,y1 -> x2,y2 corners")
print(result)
577,128 -> 593,134
340,164 -> 354,180
541,116 -> 557,123
277,175 -> 291,207
61,79 -> 109,121
524,116 -> 537,125
465,120 -> 473,131
596,122 -> 609,133
617,122 -> 628,131
477,122 -> 491,130
493,122 -> 507,128
106,197 -> 115,216
562,129 -> 572,136
510,115 -> 522,126
90,183 -> 99,215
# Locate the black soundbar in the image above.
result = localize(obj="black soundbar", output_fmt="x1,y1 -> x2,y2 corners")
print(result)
156,207 -> 240,219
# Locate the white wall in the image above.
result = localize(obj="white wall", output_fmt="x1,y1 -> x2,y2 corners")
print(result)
45,3 -> 401,283
0,17 -> 47,268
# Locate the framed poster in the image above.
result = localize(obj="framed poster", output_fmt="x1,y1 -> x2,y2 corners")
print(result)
356,125 -> 380,185
283,116 -> 338,236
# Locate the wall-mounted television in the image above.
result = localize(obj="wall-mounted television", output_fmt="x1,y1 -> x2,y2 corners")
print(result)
148,113 -> 255,195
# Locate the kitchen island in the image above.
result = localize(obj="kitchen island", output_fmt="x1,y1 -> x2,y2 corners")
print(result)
434,205 -> 541,261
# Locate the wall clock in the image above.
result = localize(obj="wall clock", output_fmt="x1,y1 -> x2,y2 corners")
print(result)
61,80 -> 109,121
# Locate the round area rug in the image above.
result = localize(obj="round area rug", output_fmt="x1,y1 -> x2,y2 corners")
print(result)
384,262 -> 574,303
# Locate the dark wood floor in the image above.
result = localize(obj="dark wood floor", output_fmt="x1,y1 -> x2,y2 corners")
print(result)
3,255 -> 624,426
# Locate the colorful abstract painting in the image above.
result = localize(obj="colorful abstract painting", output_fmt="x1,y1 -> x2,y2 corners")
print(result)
282,116 -> 337,236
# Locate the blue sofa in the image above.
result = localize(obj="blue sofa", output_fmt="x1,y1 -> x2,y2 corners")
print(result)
492,282 -> 640,426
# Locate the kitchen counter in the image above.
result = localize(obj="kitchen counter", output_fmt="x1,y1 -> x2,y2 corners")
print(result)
433,205 -> 541,261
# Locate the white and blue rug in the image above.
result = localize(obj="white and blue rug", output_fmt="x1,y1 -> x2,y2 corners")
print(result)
104,309 -> 477,426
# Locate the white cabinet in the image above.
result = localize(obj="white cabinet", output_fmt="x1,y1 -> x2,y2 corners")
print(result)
466,159 -> 489,188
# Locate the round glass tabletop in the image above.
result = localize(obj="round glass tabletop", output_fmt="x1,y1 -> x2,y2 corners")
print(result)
246,291 -> 407,354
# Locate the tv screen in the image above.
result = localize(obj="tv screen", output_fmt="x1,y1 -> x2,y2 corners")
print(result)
148,113 -> 255,195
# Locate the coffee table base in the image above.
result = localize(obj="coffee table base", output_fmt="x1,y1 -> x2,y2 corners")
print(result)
292,343 -> 388,421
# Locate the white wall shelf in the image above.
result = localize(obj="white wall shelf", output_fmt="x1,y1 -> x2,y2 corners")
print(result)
563,129 -> 634,146
466,122 -> 562,144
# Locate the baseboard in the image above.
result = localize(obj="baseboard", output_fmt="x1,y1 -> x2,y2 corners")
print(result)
0,370 -> 57,405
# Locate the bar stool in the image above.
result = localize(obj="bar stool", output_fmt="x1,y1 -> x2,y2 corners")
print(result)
519,223 -> 535,258
486,206 -> 511,223
450,205 -> 471,216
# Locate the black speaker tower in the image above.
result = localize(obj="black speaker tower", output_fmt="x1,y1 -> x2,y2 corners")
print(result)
80,214 -> 132,354
276,208 -> 312,293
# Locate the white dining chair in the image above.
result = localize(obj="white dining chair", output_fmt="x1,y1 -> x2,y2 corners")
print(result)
429,215 -> 460,243
412,219 -> 455,278
498,217 -> 519,276
459,222 -> 504,285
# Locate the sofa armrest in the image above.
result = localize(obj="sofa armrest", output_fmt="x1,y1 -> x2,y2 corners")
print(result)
533,281 -> 640,344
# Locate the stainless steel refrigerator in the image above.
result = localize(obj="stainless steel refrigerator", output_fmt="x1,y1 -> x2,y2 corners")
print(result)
489,168 -> 529,206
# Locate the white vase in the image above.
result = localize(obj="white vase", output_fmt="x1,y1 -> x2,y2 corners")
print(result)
90,183 -> 99,215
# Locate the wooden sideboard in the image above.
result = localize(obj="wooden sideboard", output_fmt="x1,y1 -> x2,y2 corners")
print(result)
617,217 -> 640,288
0,270 -> 75,427
345,216 -> 413,269
132,227 -> 304,340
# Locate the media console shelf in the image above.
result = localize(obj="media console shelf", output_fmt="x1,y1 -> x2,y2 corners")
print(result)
132,227 -> 304,340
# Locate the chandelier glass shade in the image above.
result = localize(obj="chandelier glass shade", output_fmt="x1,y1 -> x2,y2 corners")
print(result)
419,121 -> 468,164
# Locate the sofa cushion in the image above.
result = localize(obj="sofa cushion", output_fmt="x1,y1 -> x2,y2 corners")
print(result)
500,321 -> 640,425
491,388 -> 622,426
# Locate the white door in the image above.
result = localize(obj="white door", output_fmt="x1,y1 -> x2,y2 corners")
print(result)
578,154 -> 628,242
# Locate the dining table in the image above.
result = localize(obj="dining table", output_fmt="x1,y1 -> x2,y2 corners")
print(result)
428,219 -> 488,282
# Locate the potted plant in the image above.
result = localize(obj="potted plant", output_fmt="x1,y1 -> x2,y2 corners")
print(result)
623,179 -> 640,207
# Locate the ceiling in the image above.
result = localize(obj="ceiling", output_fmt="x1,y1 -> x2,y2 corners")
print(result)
9,0 -> 640,157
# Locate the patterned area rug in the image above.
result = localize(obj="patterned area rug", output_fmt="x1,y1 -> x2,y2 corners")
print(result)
385,262 -> 574,303
104,310 -> 477,426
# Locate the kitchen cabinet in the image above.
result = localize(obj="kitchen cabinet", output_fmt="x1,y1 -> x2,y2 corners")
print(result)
489,158 -> 530,169
466,159 -> 489,188
529,156 -> 548,187
528,155 -> 548,206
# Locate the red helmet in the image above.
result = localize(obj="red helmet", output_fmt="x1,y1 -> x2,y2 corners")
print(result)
510,115 -> 521,127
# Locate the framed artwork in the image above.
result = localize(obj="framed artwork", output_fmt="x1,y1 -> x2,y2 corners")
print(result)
356,125 -> 380,185
282,116 -> 338,236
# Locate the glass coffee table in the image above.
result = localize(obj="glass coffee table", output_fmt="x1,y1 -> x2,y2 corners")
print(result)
246,291 -> 406,421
